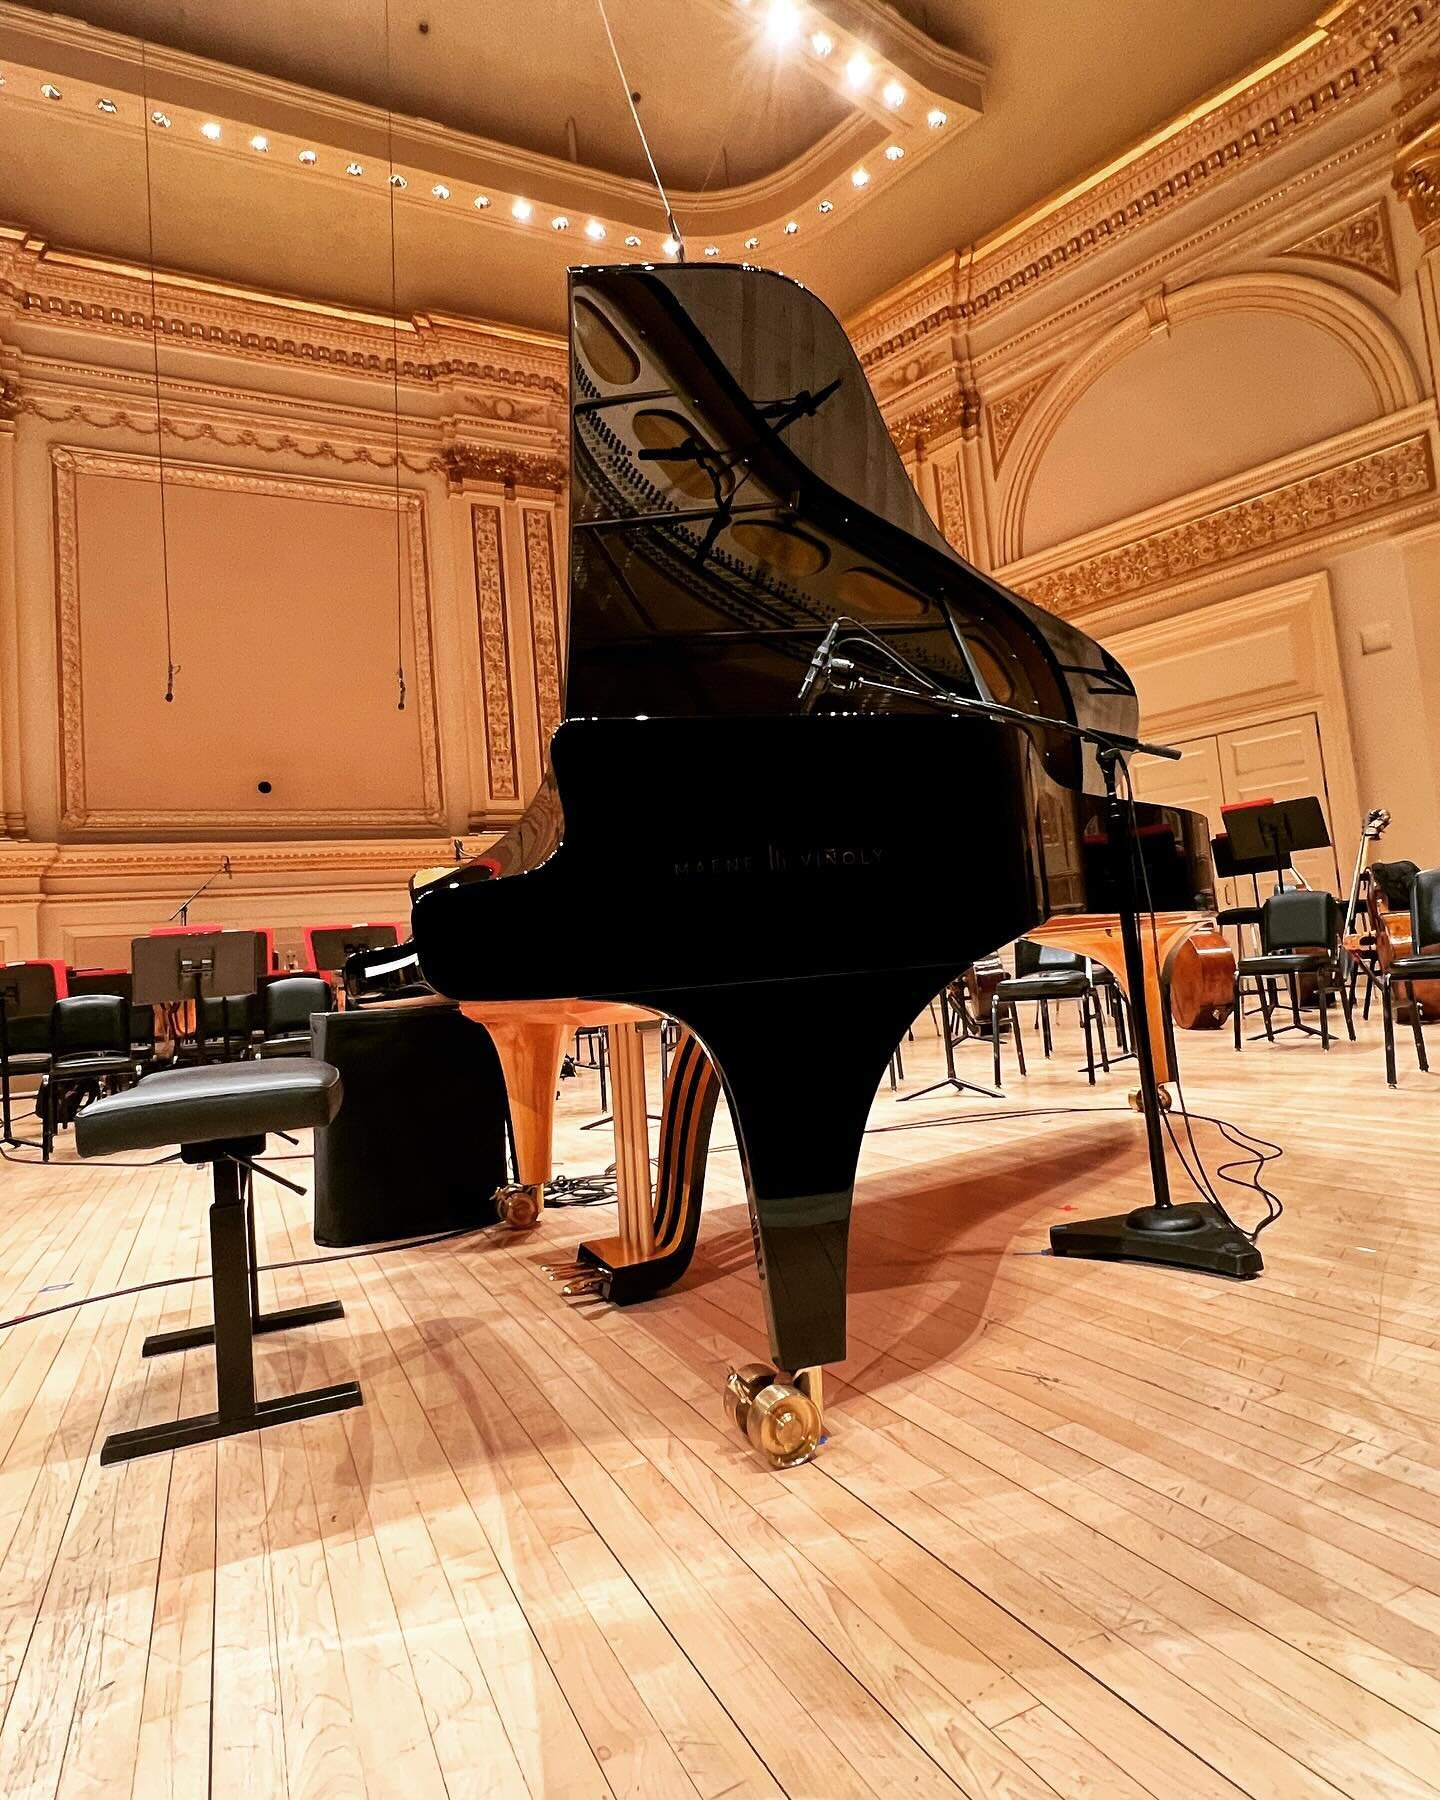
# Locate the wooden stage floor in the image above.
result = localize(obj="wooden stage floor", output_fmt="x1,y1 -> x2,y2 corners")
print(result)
2,1003 -> 1440,1797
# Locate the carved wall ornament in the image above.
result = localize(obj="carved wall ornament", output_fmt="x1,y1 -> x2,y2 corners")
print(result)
442,443 -> 567,494
471,503 -> 519,802
886,383 -> 979,453
1394,113 -> 1440,246
934,459 -> 968,559
51,446 -> 444,832
0,376 -> 18,422
523,507 -> 565,760
985,373 -> 1050,473
1280,199 -> 1401,290
1018,434 -> 1436,616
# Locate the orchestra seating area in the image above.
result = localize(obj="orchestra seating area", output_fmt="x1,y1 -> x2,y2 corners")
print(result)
7,2 -> 1440,1795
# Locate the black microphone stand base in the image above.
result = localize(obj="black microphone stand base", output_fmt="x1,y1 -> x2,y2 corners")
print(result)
1049,1201 -> 1263,1278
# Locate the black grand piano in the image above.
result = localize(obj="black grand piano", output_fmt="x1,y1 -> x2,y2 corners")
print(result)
354,261 -> 1215,1464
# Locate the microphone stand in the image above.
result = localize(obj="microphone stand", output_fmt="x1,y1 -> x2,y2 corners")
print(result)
169,856 -> 232,927
801,646 -> 1263,1278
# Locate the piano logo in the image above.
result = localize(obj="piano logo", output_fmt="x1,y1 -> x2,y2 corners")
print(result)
672,845 -> 886,878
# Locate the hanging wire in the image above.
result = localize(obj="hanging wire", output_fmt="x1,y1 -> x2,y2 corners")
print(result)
594,0 -> 684,256
138,25 -> 178,703
383,0 -> 407,711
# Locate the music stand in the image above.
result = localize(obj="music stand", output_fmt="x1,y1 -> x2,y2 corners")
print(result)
1224,796 -> 1330,893
306,923 -> 398,974
133,931 -> 260,1065
898,983 -> 1001,1102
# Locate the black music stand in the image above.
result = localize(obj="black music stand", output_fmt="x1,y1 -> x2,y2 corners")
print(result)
898,983 -> 1000,1101
308,924 -> 398,973
1224,796 -> 1329,894
133,931 -> 260,1065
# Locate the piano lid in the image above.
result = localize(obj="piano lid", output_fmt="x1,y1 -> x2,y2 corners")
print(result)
566,262 -> 1139,795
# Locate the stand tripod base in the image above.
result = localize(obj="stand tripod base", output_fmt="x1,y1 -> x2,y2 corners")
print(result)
1049,1201 -> 1263,1278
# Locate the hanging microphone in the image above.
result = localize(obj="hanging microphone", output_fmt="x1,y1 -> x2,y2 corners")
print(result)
797,621 -> 842,713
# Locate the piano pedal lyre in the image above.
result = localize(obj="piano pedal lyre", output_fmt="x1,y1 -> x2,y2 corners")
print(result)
723,1362 -> 824,1468
542,1260 -> 587,1281
494,1183 -> 543,1229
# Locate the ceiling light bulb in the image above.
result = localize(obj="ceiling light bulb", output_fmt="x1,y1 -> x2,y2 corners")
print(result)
844,52 -> 872,89
851,166 -> 870,188
551,214 -> 570,231
927,106 -> 948,128
810,30 -> 833,56
783,219 -> 798,234
885,143 -> 904,161
250,133 -> 268,152
704,245 -> 719,257
432,182 -> 450,199
763,0 -> 801,46
200,120 -> 221,139
298,148 -> 317,164
474,194 -> 491,208
624,233 -> 641,247
389,172 -> 408,187
818,199 -> 833,213
96,97 -> 117,113
662,235 -> 680,257
150,110 -> 171,128
882,79 -> 905,108
584,218 -> 606,240
744,235 -> 759,249
345,161 -> 364,176
512,197 -> 533,220
40,83 -> 62,100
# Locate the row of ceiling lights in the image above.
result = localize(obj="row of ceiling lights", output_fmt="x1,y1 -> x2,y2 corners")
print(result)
747,0 -> 949,126
15,64 -> 945,258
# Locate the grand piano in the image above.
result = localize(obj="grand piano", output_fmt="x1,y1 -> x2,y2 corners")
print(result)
357,261 -> 1215,1465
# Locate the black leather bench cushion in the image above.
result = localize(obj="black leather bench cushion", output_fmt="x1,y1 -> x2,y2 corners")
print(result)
75,1057 -> 342,1156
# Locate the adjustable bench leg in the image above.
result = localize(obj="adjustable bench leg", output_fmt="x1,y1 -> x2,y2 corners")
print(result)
143,1165 -> 344,1357
102,1156 -> 360,1466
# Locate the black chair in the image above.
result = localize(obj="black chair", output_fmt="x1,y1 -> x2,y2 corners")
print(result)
1380,867 -> 1440,1087
1233,889 -> 1354,1050
75,1059 -> 361,1464
253,976 -> 334,1058
38,994 -> 139,1159
1,961 -> 63,1142
174,994 -> 258,1063
67,969 -> 158,1068
991,941 -> 1111,1087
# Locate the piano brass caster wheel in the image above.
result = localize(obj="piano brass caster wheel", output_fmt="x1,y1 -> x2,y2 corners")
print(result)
723,1364 -> 822,1469
1128,1085 -> 1173,1113
495,1183 -> 542,1229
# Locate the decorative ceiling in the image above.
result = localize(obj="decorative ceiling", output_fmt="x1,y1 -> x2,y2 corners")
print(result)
0,0 -> 1334,330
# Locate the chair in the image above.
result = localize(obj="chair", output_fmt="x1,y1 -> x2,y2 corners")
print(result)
67,968 -> 158,1068
75,1059 -> 360,1464
1,961 -> 67,1140
990,941 -> 1111,1087
1380,867 -> 1440,1087
174,994 -> 257,1063
1232,889 -> 1354,1051
38,994 -> 139,1159
253,975 -> 334,1058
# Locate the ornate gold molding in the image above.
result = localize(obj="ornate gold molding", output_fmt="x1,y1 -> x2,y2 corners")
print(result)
471,503 -> 518,803
442,444 -> 567,494
886,384 -> 979,452
522,507 -> 564,761
1018,434 -> 1436,616
934,460 -> 968,559
1280,198 -> 1400,289
51,446 -> 444,833
986,373 -> 1050,472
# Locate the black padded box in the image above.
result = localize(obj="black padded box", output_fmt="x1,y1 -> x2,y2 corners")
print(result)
310,1003 -> 508,1246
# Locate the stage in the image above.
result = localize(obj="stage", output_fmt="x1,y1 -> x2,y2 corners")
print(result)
1,1009 -> 1438,1797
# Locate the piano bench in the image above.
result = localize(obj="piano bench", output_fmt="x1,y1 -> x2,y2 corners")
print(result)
75,1060 -> 362,1465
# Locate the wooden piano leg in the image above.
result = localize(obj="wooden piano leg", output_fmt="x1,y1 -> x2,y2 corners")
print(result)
689,973 -> 941,1465
466,1015 -> 569,1228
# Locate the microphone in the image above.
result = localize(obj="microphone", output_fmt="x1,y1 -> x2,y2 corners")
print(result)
221,856 -> 232,878
797,621 -> 841,714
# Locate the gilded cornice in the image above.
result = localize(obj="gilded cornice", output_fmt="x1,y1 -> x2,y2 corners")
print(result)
1016,433 -> 1435,616
885,384 -> 979,452
0,839 -> 465,882
441,444 -> 568,494
0,232 -> 566,397
854,2 -> 1431,359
